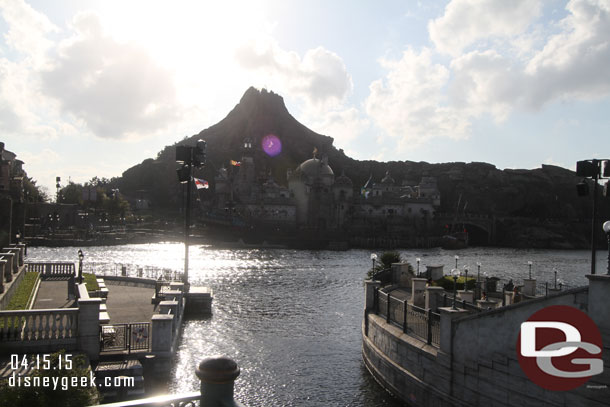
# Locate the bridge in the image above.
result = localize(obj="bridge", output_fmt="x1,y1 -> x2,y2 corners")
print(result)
434,212 -> 496,245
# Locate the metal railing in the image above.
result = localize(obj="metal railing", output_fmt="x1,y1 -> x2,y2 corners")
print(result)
83,262 -> 183,282
376,290 -> 440,346
100,322 -> 151,353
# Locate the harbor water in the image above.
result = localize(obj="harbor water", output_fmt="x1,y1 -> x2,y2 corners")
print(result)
27,244 -> 606,406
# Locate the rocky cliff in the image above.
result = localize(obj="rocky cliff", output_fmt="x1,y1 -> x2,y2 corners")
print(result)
115,87 -> 609,248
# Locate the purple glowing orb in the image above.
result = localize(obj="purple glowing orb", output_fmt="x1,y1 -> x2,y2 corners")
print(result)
262,134 -> 282,157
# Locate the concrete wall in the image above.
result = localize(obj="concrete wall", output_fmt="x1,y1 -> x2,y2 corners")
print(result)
362,313 -> 466,407
363,285 -> 610,407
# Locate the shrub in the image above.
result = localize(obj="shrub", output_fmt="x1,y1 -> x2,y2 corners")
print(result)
434,276 -> 476,291
82,273 -> 99,291
7,272 -> 40,310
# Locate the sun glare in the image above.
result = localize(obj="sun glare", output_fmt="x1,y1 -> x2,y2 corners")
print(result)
97,1 -> 270,102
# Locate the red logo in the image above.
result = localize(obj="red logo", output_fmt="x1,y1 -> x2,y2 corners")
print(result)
517,305 -> 603,391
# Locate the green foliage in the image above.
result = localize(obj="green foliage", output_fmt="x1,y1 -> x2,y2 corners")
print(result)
0,351 -> 99,407
60,182 -> 83,205
82,273 -> 99,291
23,177 -> 48,202
434,276 -> 476,291
6,272 -> 39,310
366,251 -> 407,279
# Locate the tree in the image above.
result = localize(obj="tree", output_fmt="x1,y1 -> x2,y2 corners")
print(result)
23,177 -> 49,202
59,182 -> 83,205
366,251 -> 405,279
0,351 -> 100,407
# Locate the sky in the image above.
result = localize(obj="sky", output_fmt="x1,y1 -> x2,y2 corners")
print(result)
1,0 -> 609,195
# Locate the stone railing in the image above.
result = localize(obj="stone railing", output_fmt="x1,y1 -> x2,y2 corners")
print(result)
26,262 -> 75,278
0,308 -> 78,341
0,283 -> 101,359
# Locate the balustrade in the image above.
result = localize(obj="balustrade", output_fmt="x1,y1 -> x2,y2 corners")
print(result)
0,309 -> 78,342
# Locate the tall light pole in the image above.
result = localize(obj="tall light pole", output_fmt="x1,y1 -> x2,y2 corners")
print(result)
455,255 -> 459,269
476,262 -> 481,298
576,159 -> 610,275
528,261 -> 532,280
451,268 -> 460,310
416,257 -> 421,277
463,265 -> 469,290
78,249 -> 84,284
371,253 -> 377,274
603,220 -> 610,275
176,140 -> 206,287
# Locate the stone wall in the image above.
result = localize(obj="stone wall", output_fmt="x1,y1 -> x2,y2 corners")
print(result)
362,313 -> 466,407
363,283 -> 610,407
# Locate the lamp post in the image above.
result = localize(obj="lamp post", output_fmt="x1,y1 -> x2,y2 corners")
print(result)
553,268 -> 558,289
451,268 -> 460,310
576,159 -> 610,275
78,249 -> 84,284
476,262 -> 481,298
602,220 -> 610,275
455,255 -> 459,269
528,261 -> 532,280
176,140 -> 207,287
463,265 -> 469,291
416,257 -> 421,277
371,253 -> 377,274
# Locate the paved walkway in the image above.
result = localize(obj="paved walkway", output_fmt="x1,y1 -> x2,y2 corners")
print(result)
30,277 -> 158,325
104,283 -> 157,324
33,279 -> 75,309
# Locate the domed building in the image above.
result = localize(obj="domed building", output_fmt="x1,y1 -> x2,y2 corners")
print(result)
287,155 -> 343,229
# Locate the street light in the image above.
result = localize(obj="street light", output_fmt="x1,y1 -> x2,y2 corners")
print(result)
371,253 -> 378,274
602,220 -> 610,275
455,255 -> 459,269
476,262 -> 481,298
528,261 -> 532,280
451,268 -> 460,310
416,257 -> 421,276
463,265 -> 469,291
78,249 -> 84,284
553,268 -> 558,289
576,158 -> 610,275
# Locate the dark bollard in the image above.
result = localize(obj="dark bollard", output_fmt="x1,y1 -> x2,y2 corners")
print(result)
196,356 -> 243,407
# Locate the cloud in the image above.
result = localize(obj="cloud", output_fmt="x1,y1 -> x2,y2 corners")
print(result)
428,0 -> 542,56
235,36 -> 353,108
523,0 -> 610,108
365,48 -> 470,146
40,12 -> 179,139
0,0 -> 58,65
367,0 -> 610,151
305,107 -> 370,147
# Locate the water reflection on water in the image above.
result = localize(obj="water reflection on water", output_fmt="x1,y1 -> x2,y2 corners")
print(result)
28,244 -> 603,406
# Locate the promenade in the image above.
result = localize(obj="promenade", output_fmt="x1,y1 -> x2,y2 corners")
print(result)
32,278 -> 157,323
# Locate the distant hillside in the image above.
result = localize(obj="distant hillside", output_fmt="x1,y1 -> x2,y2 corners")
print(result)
115,87 -> 608,248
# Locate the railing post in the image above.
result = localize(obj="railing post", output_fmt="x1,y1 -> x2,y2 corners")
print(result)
386,292 -> 391,323
403,300 -> 408,333
375,287 -> 379,314
196,356 -> 242,407
426,309 -> 432,345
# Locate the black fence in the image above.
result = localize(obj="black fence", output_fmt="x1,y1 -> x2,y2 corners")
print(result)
100,322 -> 150,353
375,290 -> 440,346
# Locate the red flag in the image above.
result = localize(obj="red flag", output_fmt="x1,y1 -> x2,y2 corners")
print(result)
194,178 -> 209,189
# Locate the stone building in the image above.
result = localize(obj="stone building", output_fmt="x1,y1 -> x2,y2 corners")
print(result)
0,142 -> 25,247
208,141 -> 440,234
